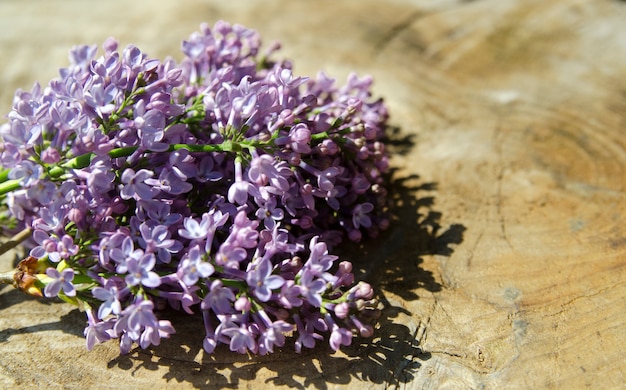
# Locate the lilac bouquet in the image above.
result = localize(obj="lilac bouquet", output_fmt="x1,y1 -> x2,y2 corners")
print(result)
0,21 -> 389,356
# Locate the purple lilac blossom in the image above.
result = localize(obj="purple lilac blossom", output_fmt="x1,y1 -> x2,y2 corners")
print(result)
124,253 -> 161,288
92,282 -> 123,318
246,258 -> 284,302
177,246 -> 215,286
120,169 -> 156,200
0,21 -> 389,356
44,267 -> 76,297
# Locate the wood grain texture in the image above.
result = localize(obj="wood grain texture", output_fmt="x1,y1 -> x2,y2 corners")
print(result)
1,0 -> 625,388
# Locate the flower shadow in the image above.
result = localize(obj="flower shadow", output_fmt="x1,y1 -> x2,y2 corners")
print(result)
0,305 -> 85,342
0,124 -> 464,388
107,128 -> 465,388
356,173 -> 466,301
108,306 -> 430,389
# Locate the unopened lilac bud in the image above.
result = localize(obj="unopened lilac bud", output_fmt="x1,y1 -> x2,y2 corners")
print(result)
320,139 -> 339,155
41,147 -> 61,164
165,68 -> 183,84
102,37 -> 118,53
353,123 -> 365,135
351,174 -> 370,194
296,215 -> 313,230
301,94 -> 317,107
357,146 -> 369,160
288,153 -> 301,165
348,229 -> 362,242
340,272 -> 354,287
234,296 -> 251,312
335,262 -> 355,286
301,183 -> 314,196
356,282 -> 374,300
376,159 -> 389,172
67,208 -> 84,224
342,100 -> 361,118
363,125 -> 377,140
351,315 -> 374,337
338,261 -> 352,275
360,324 -> 374,338
290,256 -> 302,268
280,109 -> 295,126
334,302 -> 350,319
257,130 -> 272,142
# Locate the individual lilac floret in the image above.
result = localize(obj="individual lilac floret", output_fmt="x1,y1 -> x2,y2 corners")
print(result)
120,169 -> 156,200
297,268 -> 327,307
137,222 -> 182,263
9,160 -> 43,187
329,319 -> 353,351
177,246 -> 215,286
84,310 -> 114,351
246,258 -> 284,302
352,202 -> 374,229
219,321 -> 258,354
44,268 -> 76,297
113,299 -> 175,353
202,280 -> 235,314
258,319 -> 293,355
124,253 -> 161,288
92,280 -> 123,319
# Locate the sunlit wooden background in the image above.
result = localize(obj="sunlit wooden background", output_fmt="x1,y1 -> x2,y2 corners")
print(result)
1,0 -> 626,388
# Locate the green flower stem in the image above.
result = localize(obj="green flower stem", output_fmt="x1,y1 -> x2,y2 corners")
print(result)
70,274 -> 96,285
220,278 -> 248,291
52,142 -> 258,173
0,140 -> 266,197
311,131 -> 330,141
0,179 -> 20,197
0,168 -> 10,183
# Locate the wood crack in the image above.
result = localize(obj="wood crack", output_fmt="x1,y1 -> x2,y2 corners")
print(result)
552,282 -> 623,313
492,123 -> 514,250
428,349 -> 467,359
374,10 -> 424,54
466,231 -> 484,269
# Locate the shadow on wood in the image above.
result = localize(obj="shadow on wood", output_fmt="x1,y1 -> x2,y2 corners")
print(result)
100,124 -> 464,389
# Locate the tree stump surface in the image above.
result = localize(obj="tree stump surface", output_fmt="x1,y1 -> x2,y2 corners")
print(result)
1,0 -> 625,388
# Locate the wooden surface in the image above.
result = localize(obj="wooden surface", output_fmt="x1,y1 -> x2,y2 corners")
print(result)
1,0 -> 626,388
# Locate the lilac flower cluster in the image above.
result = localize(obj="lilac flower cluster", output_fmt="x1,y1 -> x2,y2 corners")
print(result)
0,21 -> 389,355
